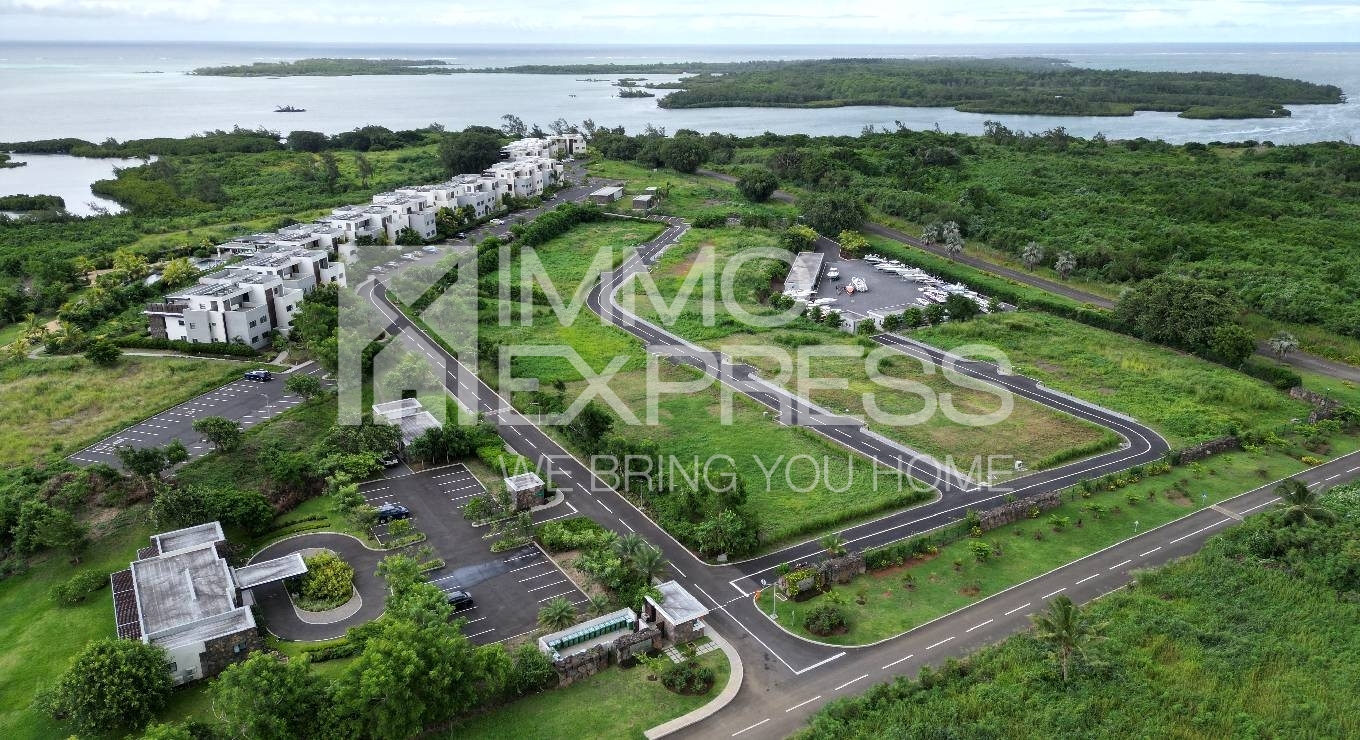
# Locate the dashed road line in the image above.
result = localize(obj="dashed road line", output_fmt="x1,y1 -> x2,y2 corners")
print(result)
732,719 -> 770,737
881,653 -> 914,670
1003,603 -> 1031,616
834,674 -> 868,691
1139,546 -> 1162,557
618,518 -> 635,533
785,696 -> 822,712
1168,518 -> 1229,545
965,619 -> 994,633
925,636 -> 955,650
1041,587 -> 1066,599
1074,574 -> 1100,585
1109,559 -> 1132,570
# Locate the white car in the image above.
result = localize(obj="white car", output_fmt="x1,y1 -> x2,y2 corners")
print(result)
826,267 -> 841,280
385,260 -> 400,267
370,265 -> 386,273
489,218 -> 506,225
422,246 -> 439,253
402,253 -> 420,260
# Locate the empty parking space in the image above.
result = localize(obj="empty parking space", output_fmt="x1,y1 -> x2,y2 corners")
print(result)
357,464 -> 588,645
68,365 -> 329,469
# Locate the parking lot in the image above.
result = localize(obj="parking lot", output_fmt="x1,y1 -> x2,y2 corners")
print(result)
814,250 -> 929,322
358,464 -> 588,645
69,363 -> 327,468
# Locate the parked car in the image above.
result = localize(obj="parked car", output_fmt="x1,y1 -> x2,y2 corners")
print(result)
385,260 -> 400,267
375,503 -> 411,524
444,589 -> 474,611
243,369 -> 272,382
402,253 -> 419,260
455,232 -> 467,240
489,218 -> 505,225
826,267 -> 841,280
421,246 -> 439,253
380,453 -> 401,468
370,265 -> 386,273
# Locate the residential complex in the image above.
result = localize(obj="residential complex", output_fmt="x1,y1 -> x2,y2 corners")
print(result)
144,136 -> 575,346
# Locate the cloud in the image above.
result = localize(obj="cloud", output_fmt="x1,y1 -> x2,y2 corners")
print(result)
0,0 -> 1356,42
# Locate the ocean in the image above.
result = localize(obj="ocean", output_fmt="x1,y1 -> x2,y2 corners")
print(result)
2,41 -> 1358,144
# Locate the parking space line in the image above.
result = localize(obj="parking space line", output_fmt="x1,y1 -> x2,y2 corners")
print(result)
537,591 -> 578,603
526,580 -> 567,592
509,561 -> 546,573
518,570 -> 558,582
466,628 -> 496,639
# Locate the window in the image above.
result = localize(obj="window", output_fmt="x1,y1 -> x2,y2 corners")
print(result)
285,305 -> 294,312
188,323 -> 196,329
248,320 -> 257,328
177,319 -> 184,326
251,336 -> 259,344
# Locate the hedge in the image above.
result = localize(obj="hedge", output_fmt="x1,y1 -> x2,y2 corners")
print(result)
1240,356 -> 1304,390
115,335 -> 260,357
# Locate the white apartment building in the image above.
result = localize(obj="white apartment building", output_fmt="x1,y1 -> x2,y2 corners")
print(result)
321,206 -> 390,245
482,156 -> 562,200
370,192 -> 438,241
146,247 -> 343,348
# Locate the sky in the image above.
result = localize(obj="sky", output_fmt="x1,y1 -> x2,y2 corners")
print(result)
1,0 -> 1358,44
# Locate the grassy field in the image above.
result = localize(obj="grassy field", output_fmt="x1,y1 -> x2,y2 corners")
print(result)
627,226 -> 1113,472
476,220 -> 937,546
776,438 -> 1357,646
587,158 -> 798,223
0,508 -> 155,739
0,355 -> 251,467
911,311 -> 1311,447
441,650 -> 730,740
174,395 -> 337,494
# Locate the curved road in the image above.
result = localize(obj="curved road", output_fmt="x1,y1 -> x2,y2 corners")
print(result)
247,533 -> 387,641
356,207 -> 1360,739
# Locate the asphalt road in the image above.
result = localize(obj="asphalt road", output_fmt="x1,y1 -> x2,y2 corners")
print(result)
68,362 -> 327,469
352,192 -> 1360,739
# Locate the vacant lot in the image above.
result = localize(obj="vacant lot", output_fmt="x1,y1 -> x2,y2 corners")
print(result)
0,355 -> 248,467
912,312 -> 1311,447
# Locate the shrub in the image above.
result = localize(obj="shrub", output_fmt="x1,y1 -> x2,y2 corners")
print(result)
661,658 -> 717,695
507,642 -> 558,696
297,551 -> 354,606
804,604 -> 849,636
537,517 -> 612,553
1240,356 -> 1303,390
49,568 -> 111,606
691,210 -> 728,228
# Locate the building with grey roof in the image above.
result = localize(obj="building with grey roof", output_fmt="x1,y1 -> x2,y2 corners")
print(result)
111,522 -> 305,685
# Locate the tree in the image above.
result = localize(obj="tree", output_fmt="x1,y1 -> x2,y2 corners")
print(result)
1055,250 -> 1077,279
1269,331 -> 1300,357
193,416 -> 242,453
318,151 -> 341,193
212,652 -> 328,740
881,312 -> 905,332
38,638 -> 171,735
631,545 -> 668,584
286,130 -> 327,152
150,485 -> 215,529
1031,595 -> 1104,683
660,135 -> 708,173
116,444 -> 170,482
781,224 -> 819,251
612,532 -> 648,563
1021,241 -> 1046,271
165,439 -> 189,465
837,230 -> 869,259
112,248 -> 150,281
439,127 -> 504,176
1115,275 -> 1243,356
941,221 -> 965,258
801,192 -> 867,237
736,168 -> 779,202
1275,478 -> 1336,526
160,257 -> 198,288
820,532 -> 848,557
84,338 -> 122,366
585,593 -> 613,617
354,152 -> 374,187
538,596 -> 577,631
944,293 -> 981,322
500,113 -> 528,138
284,372 -> 323,399
1209,323 -> 1257,367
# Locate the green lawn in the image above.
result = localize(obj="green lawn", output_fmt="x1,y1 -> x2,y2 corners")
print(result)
174,395 -> 336,495
587,158 -> 797,223
0,355 -> 249,467
0,509 -> 155,739
776,438 -> 1357,646
442,650 -> 729,740
910,311 -> 1311,447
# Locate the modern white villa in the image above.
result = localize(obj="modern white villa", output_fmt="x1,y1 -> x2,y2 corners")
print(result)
144,136 -> 577,345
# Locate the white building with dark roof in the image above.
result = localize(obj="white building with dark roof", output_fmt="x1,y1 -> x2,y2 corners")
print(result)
111,522 -> 306,685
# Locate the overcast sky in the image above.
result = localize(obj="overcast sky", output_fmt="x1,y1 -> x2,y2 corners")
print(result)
1,0 -> 1357,44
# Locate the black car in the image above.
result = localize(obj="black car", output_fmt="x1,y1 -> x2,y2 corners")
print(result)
243,369 -> 272,382
445,589 -> 474,611
374,503 -> 411,524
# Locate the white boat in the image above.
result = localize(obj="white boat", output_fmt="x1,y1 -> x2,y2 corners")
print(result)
915,297 -> 931,306
851,277 -> 869,293
864,254 -> 884,263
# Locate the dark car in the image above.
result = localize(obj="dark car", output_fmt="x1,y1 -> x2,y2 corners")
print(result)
445,589 -> 474,611
244,369 -> 272,382
374,503 -> 411,524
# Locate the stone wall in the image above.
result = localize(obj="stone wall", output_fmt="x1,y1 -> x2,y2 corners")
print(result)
1290,387 -> 1344,423
1178,435 -> 1241,464
816,552 -> 866,585
615,626 -> 662,661
553,644 -> 610,687
199,627 -> 263,680
976,490 -> 1062,532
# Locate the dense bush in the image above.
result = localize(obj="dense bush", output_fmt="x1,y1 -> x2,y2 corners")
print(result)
803,604 -> 849,636
661,658 -> 717,695
537,517 -> 613,553
691,210 -> 728,228
506,643 -> 558,696
114,335 -> 260,357
1240,356 -> 1303,390
297,551 -> 355,606
49,568 -> 111,606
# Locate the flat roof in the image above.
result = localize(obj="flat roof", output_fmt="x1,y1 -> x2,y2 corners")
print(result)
591,186 -> 625,196
373,398 -> 442,446
149,607 -> 255,650
132,543 -> 237,637
234,552 -> 308,589
784,251 -> 824,296
505,472 -> 543,492
152,522 -> 223,555
648,580 -> 708,625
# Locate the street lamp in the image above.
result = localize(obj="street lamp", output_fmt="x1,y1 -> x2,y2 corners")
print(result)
760,579 -> 778,621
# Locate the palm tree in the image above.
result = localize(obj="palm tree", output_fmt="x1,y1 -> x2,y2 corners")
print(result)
632,545 -> 668,584
1268,332 -> 1299,358
1021,241 -> 1046,271
941,221 -> 964,258
537,597 -> 577,631
1274,478 -> 1336,526
920,221 -> 944,245
820,532 -> 848,557
585,594 -> 613,617
1031,595 -> 1104,682
613,532 -> 648,563
1055,251 -> 1077,279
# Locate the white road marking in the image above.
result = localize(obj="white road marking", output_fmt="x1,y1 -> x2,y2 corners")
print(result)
526,580 -> 567,593
925,636 -> 955,650
537,591 -> 578,602
518,570 -> 558,581
1139,547 -> 1162,557
732,719 -> 770,736
1074,574 -> 1100,585
881,653 -> 914,670
1109,559 -> 1132,570
1325,474 -> 1340,481
619,518 -> 635,533
1041,588 -> 1066,599
834,675 -> 868,691
465,628 -> 496,639
785,696 -> 822,712
965,619 -> 994,633
1003,603 -> 1031,616
1168,518 -> 1229,545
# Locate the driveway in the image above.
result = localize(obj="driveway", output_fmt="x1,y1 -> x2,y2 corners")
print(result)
247,532 -> 387,641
